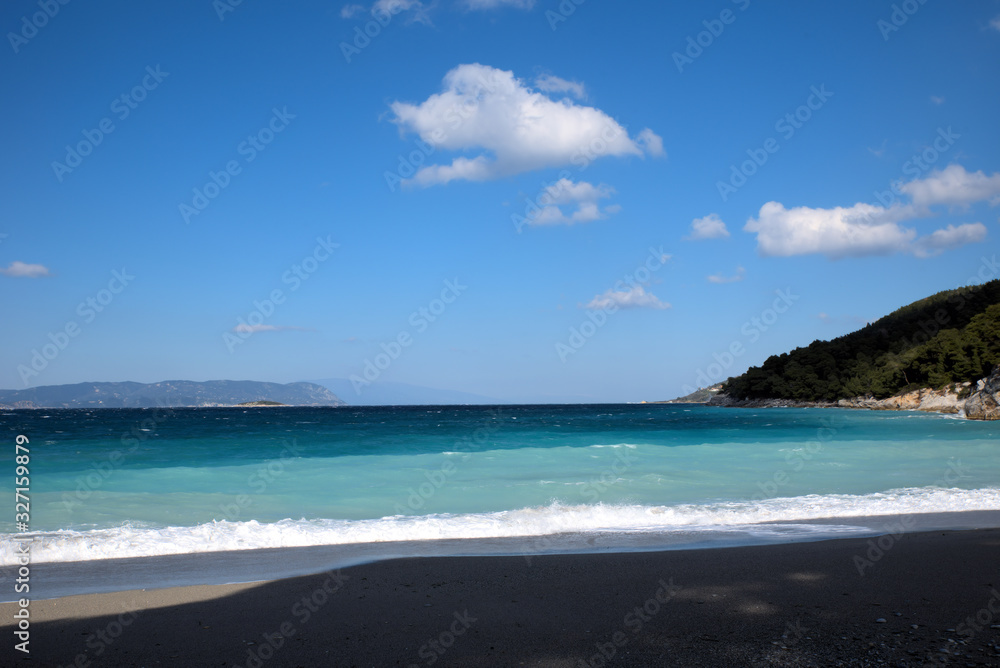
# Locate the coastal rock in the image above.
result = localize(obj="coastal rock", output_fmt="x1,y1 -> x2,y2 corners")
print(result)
837,385 -> 969,414
964,365 -> 1000,420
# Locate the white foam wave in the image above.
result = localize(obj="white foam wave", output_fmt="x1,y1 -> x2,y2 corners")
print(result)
3,486 -> 998,566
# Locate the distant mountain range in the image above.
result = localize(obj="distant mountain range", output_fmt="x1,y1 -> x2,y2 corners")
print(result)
309,378 -> 499,406
0,380 -> 345,409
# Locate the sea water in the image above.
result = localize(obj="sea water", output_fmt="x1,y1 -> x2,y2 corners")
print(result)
2,404 -> 998,598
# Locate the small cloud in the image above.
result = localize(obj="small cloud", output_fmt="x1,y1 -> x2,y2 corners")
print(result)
527,178 -> 618,226
374,0 -> 420,13
685,213 -> 729,241
900,164 -> 1000,208
636,128 -> 666,158
465,0 -> 535,8
867,139 -> 887,157
585,285 -> 670,311
930,95 -> 945,105
534,74 -> 586,100
232,324 -> 312,334
707,266 -> 745,284
0,261 -> 50,278
340,3 -> 366,18
990,15 -> 1000,32
912,222 -> 988,258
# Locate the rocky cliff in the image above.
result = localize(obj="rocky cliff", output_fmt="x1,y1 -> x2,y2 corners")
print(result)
707,366 -> 1000,420
964,365 -> 1000,420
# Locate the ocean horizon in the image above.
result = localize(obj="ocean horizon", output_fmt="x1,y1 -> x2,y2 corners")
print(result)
3,404 -> 999,600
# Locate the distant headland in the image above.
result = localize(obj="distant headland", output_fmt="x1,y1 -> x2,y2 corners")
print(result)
666,279 -> 1000,420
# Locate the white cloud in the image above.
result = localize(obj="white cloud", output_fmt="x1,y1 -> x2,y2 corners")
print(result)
341,0 -> 431,25
745,164 -> 998,259
541,178 -> 612,205
534,74 -> 585,100
585,285 -> 670,311
867,139 -> 887,158
528,178 -> 617,226
232,324 -> 311,334
373,0 -> 421,13
707,266 -> 745,284
745,201 -> 988,259
636,128 -> 666,158
913,223 -> 988,257
930,95 -> 945,105
0,261 -> 50,278
685,213 -> 729,240
465,0 -> 536,10
900,164 -> 1000,208
346,0 -> 532,21
991,15 -> 1000,32
745,202 -> 919,258
389,63 -> 662,186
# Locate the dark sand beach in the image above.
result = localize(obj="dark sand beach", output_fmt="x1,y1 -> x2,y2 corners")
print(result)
4,529 -> 1000,667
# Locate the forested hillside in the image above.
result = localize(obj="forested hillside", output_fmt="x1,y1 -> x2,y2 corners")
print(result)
722,279 -> 1000,401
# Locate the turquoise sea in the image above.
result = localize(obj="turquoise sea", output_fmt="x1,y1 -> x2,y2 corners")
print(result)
2,404 -> 999,599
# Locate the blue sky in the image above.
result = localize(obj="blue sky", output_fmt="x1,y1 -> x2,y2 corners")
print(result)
2,0 -> 999,403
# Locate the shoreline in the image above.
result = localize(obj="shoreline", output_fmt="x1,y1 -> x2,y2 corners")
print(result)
6,509 -> 1000,603
4,528 -> 1000,666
